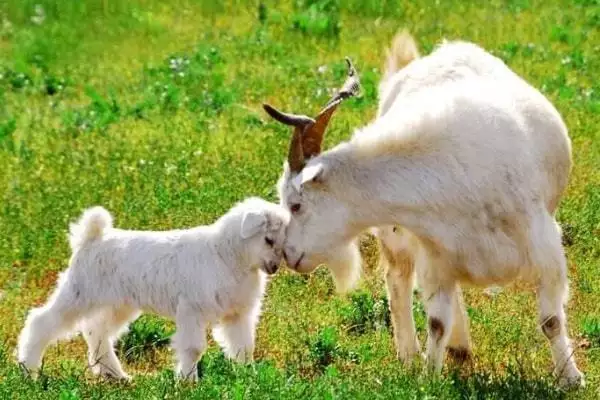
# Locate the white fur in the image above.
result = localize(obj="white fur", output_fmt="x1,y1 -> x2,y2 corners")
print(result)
17,197 -> 289,381
277,32 -> 583,386
68,206 -> 112,250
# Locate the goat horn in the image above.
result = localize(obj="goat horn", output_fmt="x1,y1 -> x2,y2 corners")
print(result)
263,104 -> 315,127
323,57 -> 361,109
302,57 -> 361,158
263,103 -> 314,173
287,126 -> 306,173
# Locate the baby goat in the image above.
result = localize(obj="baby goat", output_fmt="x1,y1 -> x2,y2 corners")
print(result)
17,197 -> 289,381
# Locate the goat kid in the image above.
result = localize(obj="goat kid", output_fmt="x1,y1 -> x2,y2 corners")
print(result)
17,198 -> 289,381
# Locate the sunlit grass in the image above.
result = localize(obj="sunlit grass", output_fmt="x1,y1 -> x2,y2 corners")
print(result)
0,0 -> 599,398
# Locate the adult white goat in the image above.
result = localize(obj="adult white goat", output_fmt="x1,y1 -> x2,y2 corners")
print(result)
263,31 -> 584,387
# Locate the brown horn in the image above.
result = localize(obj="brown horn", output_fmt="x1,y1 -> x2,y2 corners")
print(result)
288,126 -> 306,173
263,103 -> 315,173
263,104 -> 315,127
302,57 -> 361,158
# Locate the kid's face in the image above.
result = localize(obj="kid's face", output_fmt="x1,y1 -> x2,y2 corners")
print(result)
258,217 -> 287,275
240,205 -> 290,275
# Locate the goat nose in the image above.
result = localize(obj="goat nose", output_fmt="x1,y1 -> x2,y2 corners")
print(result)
283,250 -> 288,263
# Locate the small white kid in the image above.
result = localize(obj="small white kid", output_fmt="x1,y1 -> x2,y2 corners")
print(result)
17,197 -> 290,381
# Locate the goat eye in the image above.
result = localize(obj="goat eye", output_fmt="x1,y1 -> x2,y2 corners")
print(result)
265,237 -> 274,247
290,203 -> 301,213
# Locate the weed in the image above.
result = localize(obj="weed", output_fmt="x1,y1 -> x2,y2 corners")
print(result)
550,25 -> 572,44
499,41 -> 520,62
292,0 -> 340,38
258,2 -> 268,24
58,389 -> 81,400
0,67 -> 33,91
451,365 -> 566,400
585,7 -> 600,27
0,117 -> 16,144
62,87 -> 121,134
139,47 -> 236,116
307,326 -> 340,372
43,75 -> 67,96
339,290 -> 390,335
116,315 -> 171,363
560,222 -> 576,247
581,317 -> 600,347
506,0 -> 531,13
339,0 -> 404,18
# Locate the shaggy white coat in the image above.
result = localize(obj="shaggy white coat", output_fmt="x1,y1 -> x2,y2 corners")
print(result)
17,197 -> 289,381
276,31 -> 584,386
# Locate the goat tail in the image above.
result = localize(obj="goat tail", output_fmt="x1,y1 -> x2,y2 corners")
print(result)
69,206 -> 112,250
382,29 -> 420,82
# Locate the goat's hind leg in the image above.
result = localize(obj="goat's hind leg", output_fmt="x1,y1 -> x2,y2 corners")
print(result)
81,306 -> 140,380
533,217 -> 584,388
17,279 -> 85,377
537,278 -> 584,388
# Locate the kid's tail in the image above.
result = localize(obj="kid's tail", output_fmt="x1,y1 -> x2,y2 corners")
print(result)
69,206 -> 112,250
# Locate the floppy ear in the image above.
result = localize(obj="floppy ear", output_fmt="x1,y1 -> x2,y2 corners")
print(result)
240,209 -> 268,239
270,217 -> 282,231
291,162 -> 325,192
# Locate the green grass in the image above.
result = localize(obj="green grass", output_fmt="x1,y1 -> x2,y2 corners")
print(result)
1,0 -> 599,398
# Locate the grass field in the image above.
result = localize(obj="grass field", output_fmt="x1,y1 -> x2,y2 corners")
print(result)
1,0 -> 599,398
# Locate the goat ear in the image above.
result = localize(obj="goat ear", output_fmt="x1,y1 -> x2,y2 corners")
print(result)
291,162 -> 326,191
270,216 -> 282,231
240,210 -> 267,239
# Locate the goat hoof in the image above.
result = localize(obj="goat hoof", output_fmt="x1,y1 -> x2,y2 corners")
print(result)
558,370 -> 585,390
395,342 -> 421,365
177,370 -> 199,383
93,365 -> 130,382
447,347 -> 472,364
18,362 -> 38,380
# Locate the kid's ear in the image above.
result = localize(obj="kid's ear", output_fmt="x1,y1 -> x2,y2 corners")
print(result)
291,162 -> 326,192
240,209 -> 267,239
270,215 -> 282,230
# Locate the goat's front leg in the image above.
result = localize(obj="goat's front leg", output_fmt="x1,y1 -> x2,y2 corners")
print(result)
378,226 -> 420,364
212,309 -> 257,363
172,300 -> 206,382
416,249 -> 457,373
422,283 -> 456,373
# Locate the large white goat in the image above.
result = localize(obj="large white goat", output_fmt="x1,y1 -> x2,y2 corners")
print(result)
263,32 -> 584,387
17,198 -> 289,381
